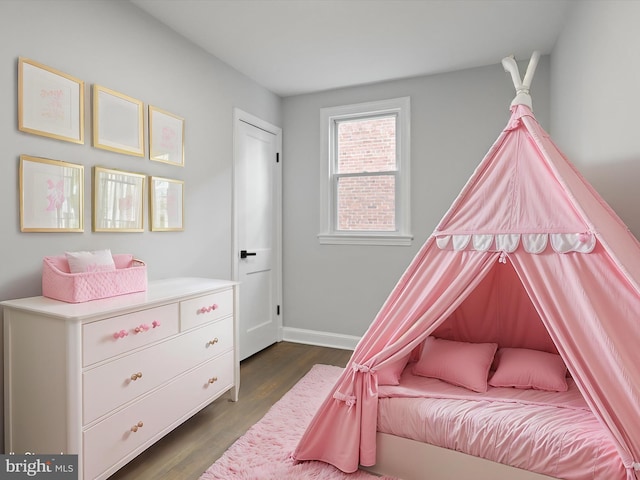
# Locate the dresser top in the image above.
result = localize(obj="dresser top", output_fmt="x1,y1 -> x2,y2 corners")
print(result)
1,277 -> 237,321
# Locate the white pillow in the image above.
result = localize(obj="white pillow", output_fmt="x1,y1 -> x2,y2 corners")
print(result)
65,249 -> 116,274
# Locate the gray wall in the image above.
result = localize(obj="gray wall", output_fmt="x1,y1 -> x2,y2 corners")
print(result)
551,0 -> 640,238
0,0 -> 281,450
0,0 -> 281,300
281,58 -> 551,342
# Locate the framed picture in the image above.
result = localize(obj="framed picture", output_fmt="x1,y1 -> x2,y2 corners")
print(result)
19,155 -> 84,232
149,176 -> 184,231
18,57 -> 84,144
93,167 -> 145,232
93,85 -> 144,157
149,105 -> 184,166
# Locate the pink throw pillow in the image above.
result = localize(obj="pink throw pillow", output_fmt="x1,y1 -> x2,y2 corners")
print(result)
413,337 -> 498,393
489,348 -> 568,392
376,354 -> 410,386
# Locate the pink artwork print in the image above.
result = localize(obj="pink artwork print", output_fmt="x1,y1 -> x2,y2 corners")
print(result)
118,194 -> 133,212
160,126 -> 177,150
46,178 -> 65,211
40,88 -> 65,121
167,189 -> 178,218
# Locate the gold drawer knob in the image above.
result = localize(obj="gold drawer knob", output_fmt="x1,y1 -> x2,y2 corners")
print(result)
130,421 -> 144,432
130,372 -> 143,381
207,338 -> 219,346
208,377 -> 218,384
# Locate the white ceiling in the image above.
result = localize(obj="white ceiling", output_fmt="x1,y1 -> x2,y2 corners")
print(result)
130,0 -> 572,97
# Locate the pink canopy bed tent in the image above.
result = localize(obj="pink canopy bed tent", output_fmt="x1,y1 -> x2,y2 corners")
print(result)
293,52 -> 640,480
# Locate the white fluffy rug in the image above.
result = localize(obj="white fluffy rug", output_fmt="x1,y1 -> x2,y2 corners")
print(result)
200,364 -> 395,479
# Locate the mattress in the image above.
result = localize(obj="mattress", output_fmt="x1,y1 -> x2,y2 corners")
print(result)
377,370 -> 626,480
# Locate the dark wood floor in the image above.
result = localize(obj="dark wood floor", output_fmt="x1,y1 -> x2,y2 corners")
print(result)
108,341 -> 353,480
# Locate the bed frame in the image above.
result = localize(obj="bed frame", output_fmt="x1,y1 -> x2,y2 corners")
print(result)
363,432 -> 559,480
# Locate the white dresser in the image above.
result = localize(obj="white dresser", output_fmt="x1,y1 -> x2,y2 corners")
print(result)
2,277 -> 239,480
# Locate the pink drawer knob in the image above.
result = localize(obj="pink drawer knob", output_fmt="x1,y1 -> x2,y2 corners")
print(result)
134,324 -> 150,333
113,330 -> 128,339
130,421 -> 144,432
152,320 -> 161,328
130,372 -> 143,381
198,304 -> 219,314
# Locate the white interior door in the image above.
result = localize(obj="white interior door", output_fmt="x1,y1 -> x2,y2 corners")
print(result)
233,110 -> 282,360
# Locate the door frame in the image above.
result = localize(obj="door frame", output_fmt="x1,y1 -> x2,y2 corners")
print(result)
232,108 -> 283,345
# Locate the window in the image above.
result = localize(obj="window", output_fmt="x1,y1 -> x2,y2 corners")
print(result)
319,97 -> 411,245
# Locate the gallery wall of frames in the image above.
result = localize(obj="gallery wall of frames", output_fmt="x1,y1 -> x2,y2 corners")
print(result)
17,57 -> 185,234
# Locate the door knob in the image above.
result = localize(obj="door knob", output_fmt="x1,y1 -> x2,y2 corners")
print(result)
240,250 -> 257,259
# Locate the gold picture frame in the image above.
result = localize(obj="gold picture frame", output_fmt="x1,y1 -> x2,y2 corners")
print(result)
19,155 -> 84,232
18,57 -> 85,144
93,166 -> 145,232
149,176 -> 184,231
149,105 -> 184,166
93,85 -> 144,157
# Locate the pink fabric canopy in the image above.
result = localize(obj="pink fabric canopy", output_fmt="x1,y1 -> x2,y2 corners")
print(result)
293,104 -> 640,480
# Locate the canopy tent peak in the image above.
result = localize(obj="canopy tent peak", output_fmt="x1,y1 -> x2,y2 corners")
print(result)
502,51 -> 540,110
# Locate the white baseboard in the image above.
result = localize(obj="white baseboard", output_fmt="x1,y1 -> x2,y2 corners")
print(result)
282,327 -> 360,351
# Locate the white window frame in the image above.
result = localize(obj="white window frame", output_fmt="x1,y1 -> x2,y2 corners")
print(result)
319,97 -> 412,246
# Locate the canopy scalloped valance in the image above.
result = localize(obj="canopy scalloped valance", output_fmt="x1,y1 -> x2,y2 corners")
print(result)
435,232 -> 596,254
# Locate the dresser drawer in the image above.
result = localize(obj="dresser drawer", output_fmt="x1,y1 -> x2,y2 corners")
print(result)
83,304 -> 179,366
83,351 -> 234,480
180,288 -> 233,330
83,317 -> 234,424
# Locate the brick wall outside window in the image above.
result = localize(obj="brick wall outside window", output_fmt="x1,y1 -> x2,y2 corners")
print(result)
337,116 -> 396,231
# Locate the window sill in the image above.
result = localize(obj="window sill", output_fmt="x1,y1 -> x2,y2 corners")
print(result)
318,233 -> 413,246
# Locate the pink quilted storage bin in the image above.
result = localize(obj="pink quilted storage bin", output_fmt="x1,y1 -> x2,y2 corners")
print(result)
42,254 -> 147,303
